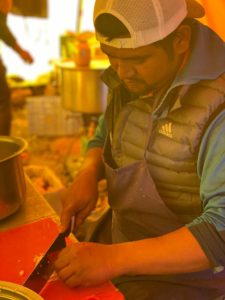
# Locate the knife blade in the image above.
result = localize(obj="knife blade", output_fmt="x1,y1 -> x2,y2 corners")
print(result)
24,230 -> 69,293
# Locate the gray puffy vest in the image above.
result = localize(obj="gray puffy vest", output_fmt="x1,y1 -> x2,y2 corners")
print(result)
110,74 -> 225,224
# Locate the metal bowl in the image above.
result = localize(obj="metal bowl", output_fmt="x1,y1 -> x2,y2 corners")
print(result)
0,281 -> 43,300
0,136 -> 27,220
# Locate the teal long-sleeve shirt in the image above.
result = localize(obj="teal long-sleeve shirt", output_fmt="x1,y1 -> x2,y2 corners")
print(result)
187,109 -> 225,272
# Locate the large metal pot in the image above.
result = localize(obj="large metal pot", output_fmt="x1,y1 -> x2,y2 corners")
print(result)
58,60 -> 109,114
0,136 -> 27,220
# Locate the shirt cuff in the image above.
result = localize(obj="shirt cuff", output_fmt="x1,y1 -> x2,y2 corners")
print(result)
187,221 -> 225,273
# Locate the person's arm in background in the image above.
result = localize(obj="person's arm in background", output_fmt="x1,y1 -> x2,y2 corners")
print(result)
0,11 -> 33,63
60,114 -> 107,231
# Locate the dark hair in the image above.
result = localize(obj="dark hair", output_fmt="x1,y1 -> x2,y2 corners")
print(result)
153,18 -> 194,58
95,13 -> 194,58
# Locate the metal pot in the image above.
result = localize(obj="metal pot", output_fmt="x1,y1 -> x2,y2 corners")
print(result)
58,60 -> 109,114
0,281 -> 43,299
0,136 -> 27,220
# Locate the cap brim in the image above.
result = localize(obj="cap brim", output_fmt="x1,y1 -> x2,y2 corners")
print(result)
186,0 -> 205,18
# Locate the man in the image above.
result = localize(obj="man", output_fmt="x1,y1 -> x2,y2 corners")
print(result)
0,0 -> 33,135
55,0 -> 225,299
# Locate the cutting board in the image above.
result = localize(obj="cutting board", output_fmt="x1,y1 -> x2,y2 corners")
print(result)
0,216 -> 125,299
0,217 -> 60,284
40,275 -> 124,300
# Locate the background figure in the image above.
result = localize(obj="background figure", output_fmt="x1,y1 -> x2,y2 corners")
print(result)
0,0 -> 33,135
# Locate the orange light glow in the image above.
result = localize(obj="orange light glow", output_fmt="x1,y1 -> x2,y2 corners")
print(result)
197,0 -> 225,41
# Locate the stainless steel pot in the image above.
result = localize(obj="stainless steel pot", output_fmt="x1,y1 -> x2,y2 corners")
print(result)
0,136 -> 27,220
57,60 -> 109,113
0,281 -> 43,299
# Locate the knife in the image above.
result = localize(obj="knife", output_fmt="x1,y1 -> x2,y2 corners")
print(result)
24,219 -> 75,294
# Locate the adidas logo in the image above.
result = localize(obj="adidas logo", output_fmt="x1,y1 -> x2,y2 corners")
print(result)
159,122 -> 173,138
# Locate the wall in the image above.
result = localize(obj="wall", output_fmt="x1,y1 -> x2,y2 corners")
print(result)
1,0 -> 224,80
198,0 -> 225,41
1,0 -> 95,80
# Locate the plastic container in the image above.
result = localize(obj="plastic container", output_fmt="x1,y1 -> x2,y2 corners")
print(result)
74,39 -> 91,67
26,96 -> 83,137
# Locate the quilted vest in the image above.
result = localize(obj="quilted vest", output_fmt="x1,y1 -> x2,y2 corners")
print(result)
110,74 -> 225,224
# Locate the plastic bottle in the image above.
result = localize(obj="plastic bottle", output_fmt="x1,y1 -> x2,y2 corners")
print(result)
74,39 -> 91,67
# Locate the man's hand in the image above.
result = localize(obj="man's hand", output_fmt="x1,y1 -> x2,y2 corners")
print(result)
54,242 -> 115,287
60,167 -> 99,232
54,228 -> 211,288
60,147 -> 104,233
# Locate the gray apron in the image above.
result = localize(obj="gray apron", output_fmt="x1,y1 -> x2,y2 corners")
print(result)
99,114 -> 223,299
103,134 -> 183,243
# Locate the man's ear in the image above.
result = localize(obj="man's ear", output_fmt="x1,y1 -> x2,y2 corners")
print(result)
173,25 -> 192,55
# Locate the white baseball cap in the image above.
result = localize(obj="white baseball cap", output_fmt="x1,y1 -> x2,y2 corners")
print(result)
93,0 -> 205,48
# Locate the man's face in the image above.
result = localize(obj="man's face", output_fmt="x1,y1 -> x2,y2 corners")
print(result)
101,43 -> 180,96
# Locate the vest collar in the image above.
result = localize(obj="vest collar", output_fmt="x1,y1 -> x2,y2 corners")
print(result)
176,20 -> 225,85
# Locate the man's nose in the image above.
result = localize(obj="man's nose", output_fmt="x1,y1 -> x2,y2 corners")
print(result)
117,60 -> 136,79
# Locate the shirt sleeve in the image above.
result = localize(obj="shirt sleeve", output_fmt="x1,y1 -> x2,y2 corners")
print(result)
0,12 -> 16,48
187,110 -> 225,272
87,114 -> 107,150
